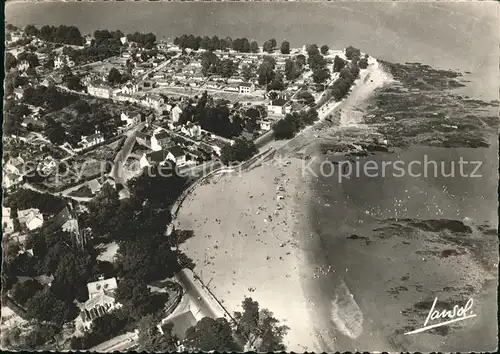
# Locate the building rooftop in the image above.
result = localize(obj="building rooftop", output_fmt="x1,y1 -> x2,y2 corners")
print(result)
270,98 -> 288,107
154,131 -> 170,141
136,131 -> 153,140
168,146 -> 185,158
87,277 -> 118,299
146,149 -> 169,163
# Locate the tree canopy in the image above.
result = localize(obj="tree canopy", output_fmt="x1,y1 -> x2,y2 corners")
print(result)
280,41 -> 290,54
233,297 -> 289,352
220,137 -> 258,165
138,315 -> 178,352
184,317 -> 240,352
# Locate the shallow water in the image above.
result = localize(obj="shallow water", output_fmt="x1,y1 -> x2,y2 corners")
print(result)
300,139 -> 499,351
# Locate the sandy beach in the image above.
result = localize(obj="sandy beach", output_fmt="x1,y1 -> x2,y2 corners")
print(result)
176,155 -> 322,351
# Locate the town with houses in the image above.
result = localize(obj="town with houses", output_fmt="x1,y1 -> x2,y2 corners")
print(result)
2,22 -> 375,351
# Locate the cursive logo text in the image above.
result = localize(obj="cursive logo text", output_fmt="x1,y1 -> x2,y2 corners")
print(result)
404,297 -> 476,335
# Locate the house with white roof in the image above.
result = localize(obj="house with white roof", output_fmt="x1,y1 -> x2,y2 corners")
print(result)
3,167 -> 24,189
170,105 -> 183,124
2,207 -> 15,235
121,82 -> 139,95
5,156 -> 25,176
87,81 -> 113,99
140,149 -> 170,169
239,82 -> 255,94
17,61 -> 29,72
267,98 -> 291,116
76,276 -> 122,332
17,208 -> 44,231
77,131 -> 105,151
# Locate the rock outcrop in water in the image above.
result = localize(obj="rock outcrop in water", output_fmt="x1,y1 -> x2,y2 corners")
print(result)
364,62 -> 499,148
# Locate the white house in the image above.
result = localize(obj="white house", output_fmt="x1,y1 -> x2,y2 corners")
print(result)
87,82 -> 113,99
151,131 -> 171,151
180,124 -> 201,138
121,82 -> 139,95
120,112 -> 141,128
166,146 -> 187,166
54,204 -> 83,247
239,82 -> 255,94
170,105 -> 183,123
2,207 -> 14,234
136,131 -> 155,150
17,208 -> 44,231
141,94 -> 164,112
267,98 -> 290,116
139,149 -> 170,169
5,156 -> 25,175
77,276 -> 122,332
54,55 -> 75,69
224,86 -> 239,93
3,172 -> 23,189
37,156 -> 57,176
260,119 -> 272,131
87,179 -> 102,195
77,131 -> 104,150
13,88 -> 24,100
17,61 -> 29,72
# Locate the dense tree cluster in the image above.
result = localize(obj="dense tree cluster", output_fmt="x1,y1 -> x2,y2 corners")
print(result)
137,315 -> 178,352
232,38 -> 251,53
180,92 -> 244,138
5,52 -> 18,71
107,67 -> 128,86
296,90 -> 315,106
174,34 -> 261,53
262,39 -> 277,53
61,29 -> 125,65
345,45 -> 361,61
4,189 -> 66,215
329,61 -> 361,101
233,297 -> 289,351
358,57 -> 369,69
220,137 -> 258,165
320,44 -> 329,55
284,58 -> 301,81
17,51 -> 40,68
11,279 -> 43,306
23,85 -> 79,112
280,40 -> 291,55
126,32 -> 156,48
185,317 -> 239,351
183,298 -> 289,352
3,96 -> 33,135
24,24 -> 84,46
70,310 -> 131,349
306,43 -> 331,85
200,52 -> 236,78
272,109 -> 319,140
241,63 -> 257,81
333,55 -> 346,73
25,287 -> 79,327
257,56 -> 278,87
